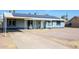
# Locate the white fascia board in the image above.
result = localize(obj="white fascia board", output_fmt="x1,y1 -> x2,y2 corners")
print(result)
31,17 -> 64,21
6,16 -> 64,21
12,17 -> 58,21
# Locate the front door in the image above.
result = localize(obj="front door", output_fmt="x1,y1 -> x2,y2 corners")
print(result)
27,20 -> 33,29
37,21 -> 41,29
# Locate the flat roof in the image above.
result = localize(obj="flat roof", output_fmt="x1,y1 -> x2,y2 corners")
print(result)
4,13 -> 65,21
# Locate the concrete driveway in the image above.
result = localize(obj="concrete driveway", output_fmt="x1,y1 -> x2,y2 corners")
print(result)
7,29 -> 72,49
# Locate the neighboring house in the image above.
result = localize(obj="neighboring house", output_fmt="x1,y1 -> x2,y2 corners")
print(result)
66,16 -> 79,27
2,12 -> 65,30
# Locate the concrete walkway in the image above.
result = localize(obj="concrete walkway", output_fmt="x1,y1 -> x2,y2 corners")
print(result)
8,30 -> 69,49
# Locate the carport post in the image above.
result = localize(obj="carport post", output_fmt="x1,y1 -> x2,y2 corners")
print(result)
24,19 -> 27,29
3,17 -> 7,37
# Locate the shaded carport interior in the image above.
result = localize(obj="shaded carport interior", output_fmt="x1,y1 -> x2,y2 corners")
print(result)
3,15 -> 45,33
3,16 -> 44,33
3,17 -> 25,33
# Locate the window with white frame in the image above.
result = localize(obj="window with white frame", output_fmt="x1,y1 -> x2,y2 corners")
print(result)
56,21 -> 61,25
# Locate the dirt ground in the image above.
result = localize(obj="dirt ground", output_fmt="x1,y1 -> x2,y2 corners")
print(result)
0,31 -> 16,49
0,28 -> 79,49
7,28 -> 79,49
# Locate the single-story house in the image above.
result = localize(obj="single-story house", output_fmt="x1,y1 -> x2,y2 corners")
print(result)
66,16 -> 79,27
2,12 -> 65,30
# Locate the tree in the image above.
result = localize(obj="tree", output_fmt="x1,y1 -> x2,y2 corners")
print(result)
13,10 -> 15,13
8,10 -> 15,13
8,10 -> 12,13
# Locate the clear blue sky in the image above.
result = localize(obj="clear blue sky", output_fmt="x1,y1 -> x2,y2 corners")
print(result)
0,10 -> 79,19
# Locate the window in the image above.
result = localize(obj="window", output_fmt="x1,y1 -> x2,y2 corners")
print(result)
56,21 -> 61,25
47,21 -> 51,26
52,21 -> 53,25
9,20 -> 11,25
7,20 -> 16,26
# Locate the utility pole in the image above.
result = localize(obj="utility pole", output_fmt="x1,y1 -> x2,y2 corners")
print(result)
61,13 -> 68,21
65,12 -> 68,21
